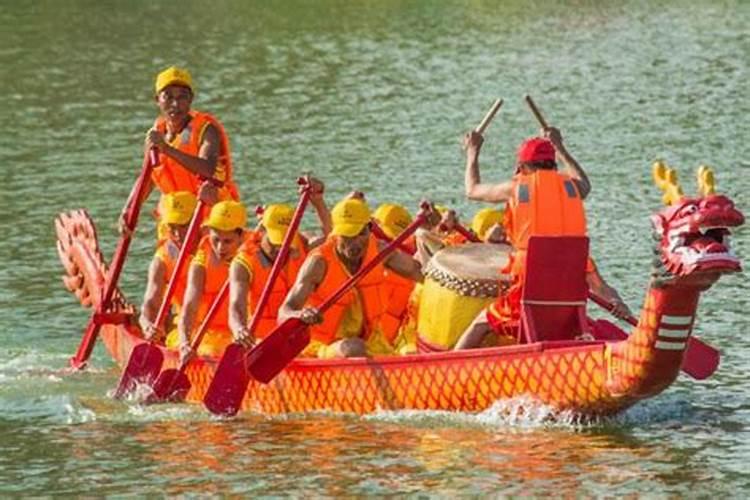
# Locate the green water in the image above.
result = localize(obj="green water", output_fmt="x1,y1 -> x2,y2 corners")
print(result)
1,0 -> 749,495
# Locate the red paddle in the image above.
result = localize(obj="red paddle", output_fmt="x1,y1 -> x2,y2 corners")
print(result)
588,291 -> 719,380
204,204 -> 431,416
370,220 -> 413,253
147,280 -> 230,403
249,204 -> 430,382
114,195 -> 207,398
69,149 -> 158,370
203,179 -> 312,416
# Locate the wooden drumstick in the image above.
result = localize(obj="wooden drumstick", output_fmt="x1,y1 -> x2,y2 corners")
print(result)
475,99 -> 504,135
524,95 -> 549,129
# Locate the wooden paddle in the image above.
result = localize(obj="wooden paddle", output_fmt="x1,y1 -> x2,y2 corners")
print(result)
202,179 -> 312,416
588,291 -> 719,380
146,280 -> 230,403
114,196 -> 207,398
69,149 -> 158,370
204,203 -> 431,417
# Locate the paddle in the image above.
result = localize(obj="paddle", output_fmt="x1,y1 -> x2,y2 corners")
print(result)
114,194 -> 208,398
202,179 -> 312,416
588,291 -> 719,380
147,280 -> 230,403
248,203 -> 430,381
69,149 -> 158,370
369,220 -> 413,253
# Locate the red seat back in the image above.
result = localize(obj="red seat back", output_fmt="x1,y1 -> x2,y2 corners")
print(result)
520,236 -> 589,343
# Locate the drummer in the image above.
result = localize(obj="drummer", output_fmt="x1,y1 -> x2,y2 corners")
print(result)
278,197 -> 424,358
456,127 -> 630,348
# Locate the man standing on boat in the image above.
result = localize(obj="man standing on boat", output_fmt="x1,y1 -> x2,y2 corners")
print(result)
456,127 -> 631,348
119,66 -> 240,236
278,197 -> 424,359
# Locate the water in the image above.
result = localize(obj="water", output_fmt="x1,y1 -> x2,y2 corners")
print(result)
1,0 -> 749,495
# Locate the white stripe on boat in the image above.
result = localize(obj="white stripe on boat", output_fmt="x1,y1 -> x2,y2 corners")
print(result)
660,315 -> 693,326
655,340 -> 687,350
658,328 -> 690,339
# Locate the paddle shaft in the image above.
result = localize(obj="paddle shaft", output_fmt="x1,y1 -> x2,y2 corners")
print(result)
588,290 -> 637,327
153,199 -> 207,328
524,95 -> 549,129
246,181 -> 311,335
453,223 -> 481,243
475,99 -> 504,135
369,220 -> 412,253
316,210 -> 428,315
70,149 -> 158,369
176,280 -> 229,371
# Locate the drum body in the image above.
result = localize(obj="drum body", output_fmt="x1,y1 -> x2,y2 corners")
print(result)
417,243 -> 510,351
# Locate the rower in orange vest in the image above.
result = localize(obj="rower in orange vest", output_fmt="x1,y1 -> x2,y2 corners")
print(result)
139,191 -> 197,342
278,197 -> 424,359
167,200 -> 248,363
229,178 -> 332,346
456,127 -> 631,349
118,66 -> 241,239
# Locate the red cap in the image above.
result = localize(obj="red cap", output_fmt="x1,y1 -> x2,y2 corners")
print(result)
517,137 -> 556,163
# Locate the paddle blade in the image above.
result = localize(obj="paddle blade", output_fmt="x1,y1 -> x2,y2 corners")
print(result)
682,336 -> 720,380
114,342 -> 164,399
147,368 -> 191,404
203,343 -> 251,417
246,318 -> 310,384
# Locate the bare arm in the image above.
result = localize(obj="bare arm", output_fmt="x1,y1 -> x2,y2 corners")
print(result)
177,263 -> 206,345
305,177 -> 332,248
544,127 -> 591,200
384,247 -> 423,282
463,130 -> 515,203
148,124 -> 219,179
139,257 -> 166,339
278,255 -> 326,323
586,265 -> 632,319
228,261 -> 251,340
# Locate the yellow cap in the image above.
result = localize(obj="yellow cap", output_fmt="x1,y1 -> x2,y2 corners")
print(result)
155,66 -> 193,94
161,191 -> 198,225
373,203 -> 412,239
471,208 -> 504,241
202,201 -> 247,232
331,198 -> 371,237
261,204 -> 295,245
434,205 -> 449,216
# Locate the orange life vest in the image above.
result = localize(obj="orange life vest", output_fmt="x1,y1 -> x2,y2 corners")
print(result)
488,169 -> 588,329
155,238 -> 190,309
151,110 -> 240,201
307,237 -> 404,346
192,232 -> 247,331
234,239 -> 307,339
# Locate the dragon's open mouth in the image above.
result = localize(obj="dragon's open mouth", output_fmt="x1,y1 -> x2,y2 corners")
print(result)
668,224 -> 739,273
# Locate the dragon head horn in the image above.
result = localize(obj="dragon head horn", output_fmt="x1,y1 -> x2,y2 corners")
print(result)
652,160 -> 684,206
696,165 -> 716,197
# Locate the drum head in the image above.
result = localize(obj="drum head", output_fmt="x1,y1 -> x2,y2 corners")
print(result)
424,243 -> 510,298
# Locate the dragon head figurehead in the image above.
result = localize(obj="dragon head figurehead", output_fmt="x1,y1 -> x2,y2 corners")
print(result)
650,162 -> 744,288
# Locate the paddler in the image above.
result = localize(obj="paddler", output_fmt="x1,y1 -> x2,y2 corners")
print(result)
139,191 -> 197,341
169,200 -> 248,362
278,197 -> 424,358
456,128 -> 631,348
229,178 -> 332,346
119,66 -> 240,237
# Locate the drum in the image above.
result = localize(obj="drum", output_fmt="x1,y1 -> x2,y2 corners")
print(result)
417,243 -> 511,351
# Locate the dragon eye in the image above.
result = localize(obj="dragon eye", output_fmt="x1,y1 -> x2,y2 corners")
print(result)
680,204 -> 698,216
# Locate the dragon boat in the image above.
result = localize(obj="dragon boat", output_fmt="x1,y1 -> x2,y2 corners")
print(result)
55,165 -> 744,417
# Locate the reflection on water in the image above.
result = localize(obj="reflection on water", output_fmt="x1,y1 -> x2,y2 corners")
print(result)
1,0 -> 749,495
